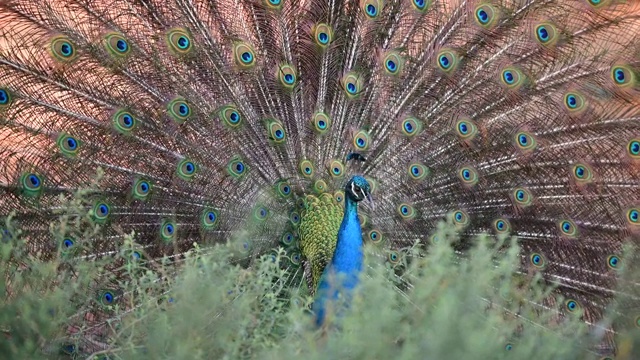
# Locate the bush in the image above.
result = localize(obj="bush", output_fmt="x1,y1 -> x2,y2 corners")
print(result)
1,177 -> 638,360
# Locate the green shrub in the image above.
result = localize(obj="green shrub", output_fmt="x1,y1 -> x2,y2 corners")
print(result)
1,176 -> 638,360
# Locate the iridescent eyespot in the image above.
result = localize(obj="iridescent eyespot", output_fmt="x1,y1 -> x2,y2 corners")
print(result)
430,233 -> 440,245
266,118 -> 286,143
61,344 -> 77,355
57,133 -> 81,157
436,50 -> 459,73
563,91 -> 586,112
276,64 -> 297,89
627,139 -> 640,159
408,163 -> 428,181
512,187 -> 533,207
558,219 -> 578,237
290,210 -> 301,225
313,23 -> 333,48
233,41 -> 256,69
359,213 -> 369,227
587,0 -> 611,8
49,36 -> 78,62
368,230 -> 383,244
626,208 -> 639,225
314,179 -> 327,194
387,251 -> 401,264
571,163 -> 593,183
606,255 -> 621,270
493,218 -> 511,234
237,239 -> 252,253
365,176 -> 377,194
400,116 -> 422,137
62,238 -> 74,249
167,97 -> 191,124
264,0 -> 283,10
341,72 -> 364,98
276,181 -> 292,198
161,220 -> 177,242
92,201 -> 111,223
474,4 -> 499,28
177,159 -> 198,180
361,0 -> 383,19
289,251 -> 301,266
565,299 -> 580,313
0,87 -> 12,109
530,253 -> 545,268
201,209 -> 219,230
382,51 -> 405,75
452,210 -> 469,228
166,28 -> 193,55
505,343 -> 513,351
98,290 -> 117,306
61,237 -> 78,255
329,160 -> 345,178
219,105 -> 243,128
397,203 -> 416,219
132,178 -> 152,200
500,67 -> 525,89
281,232 -> 295,246
20,172 -> 43,197
514,131 -> 537,152
611,65 -> 635,88
534,22 -> 558,46
411,0 -> 431,12
130,250 -> 142,261
312,112 -> 331,134
254,206 -> 269,221
299,159 -> 314,178
458,166 -> 478,187
353,130 -> 370,150
112,109 -> 137,134
334,191 -> 344,203
455,119 -> 478,140
104,33 -> 130,57
228,157 -> 247,178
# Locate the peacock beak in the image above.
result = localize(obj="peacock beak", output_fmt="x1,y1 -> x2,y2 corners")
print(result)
366,193 -> 375,211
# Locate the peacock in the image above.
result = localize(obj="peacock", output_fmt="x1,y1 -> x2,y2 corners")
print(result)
1,0 -> 639,357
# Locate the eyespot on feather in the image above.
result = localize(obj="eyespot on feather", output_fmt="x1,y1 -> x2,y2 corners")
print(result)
353,129 -> 371,151
177,159 -> 198,180
312,112 -> 331,134
112,109 -> 137,134
103,32 -> 131,58
473,4 -> 500,29
512,187 -> 533,207
299,159 -> 315,178
165,28 -> 193,55
312,23 -> 333,48
219,105 -> 243,128
56,133 -> 81,157
341,72 -> 365,98
49,35 -> 78,63
361,0 -> 384,19
167,97 -> 191,124
233,41 -> 257,69
227,157 -> 247,178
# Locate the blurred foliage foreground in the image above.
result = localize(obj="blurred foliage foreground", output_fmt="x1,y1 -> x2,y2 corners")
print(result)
1,174 -> 639,360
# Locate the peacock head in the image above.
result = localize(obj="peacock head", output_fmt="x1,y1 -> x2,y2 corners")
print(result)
345,175 -> 371,203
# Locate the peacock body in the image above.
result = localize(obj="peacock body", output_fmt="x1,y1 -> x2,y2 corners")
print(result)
0,0 -> 640,356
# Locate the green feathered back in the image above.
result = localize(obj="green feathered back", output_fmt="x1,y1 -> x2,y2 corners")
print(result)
299,193 -> 344,292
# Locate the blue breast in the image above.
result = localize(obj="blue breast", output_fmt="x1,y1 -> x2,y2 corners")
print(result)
314,196 -> 364,326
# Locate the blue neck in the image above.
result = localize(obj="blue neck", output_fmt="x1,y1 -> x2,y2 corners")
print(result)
314,196 -> 364,326
331,196 -> 364,276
